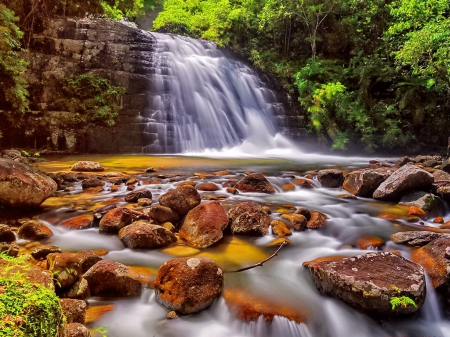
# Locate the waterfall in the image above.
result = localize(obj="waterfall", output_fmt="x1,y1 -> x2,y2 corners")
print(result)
139,33 -> 284,153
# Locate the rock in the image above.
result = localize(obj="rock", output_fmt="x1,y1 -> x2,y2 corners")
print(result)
18,220 -> 53,240
280,213 -> 307,231
223,288 -> 305,323
137,198 -> 152,207
154,257 -> 223,315
0,224 -> 15,242
270,220 -> 292,237
441,158 -> 450,173
373,163 -> 434,201
307,211 -> 327,229
228,201 -> 271,236
71,161 -> 104,172
343,168 -> 392,197
59,277 -> 90,300
60,299 -> 87,323
118,221 -> 177,249
399,191 -> 444,218
303,252 -> 426,316
317,169 -> 344,188
179,201 -> 229,248
167,311 -> 179,319
159,185 -> 201,216
294,207 -> 311,220
411,237 -> 450,288
197,183 -> 219,191
408,206 -> 426,217
124,189 -> 152,202
81,178 -> 105,190
0,256 -> 54,290
99,207 -> 133,234
357,237 -> 384,249
47,253 -> 82,289
234,173 -> 275,194
66,323 -> 91,337
31,245 -> 62,259
292,178 -> 315,189
0,243 -> 19,257
59,215 -> 94,230
0,158 -> 57,207
148,205 -> 180,224
75,250 -> 102,273
390,231 -> 449,247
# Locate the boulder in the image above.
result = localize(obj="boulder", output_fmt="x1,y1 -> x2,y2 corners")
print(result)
75,250 -> 102,273
98,207 -> 133,234
159,185 -> 201,216
390,231 -> 449,247
303,252 -> 426,316
0,256 -> 54,290
60,298 -> 87,323
124,189 -> 152,202
280,213 -> 307,231
47,253 -> 82,289
270,220 -> 292,237
71,161 -> 104,172
307,211 -> 327,229
18,220 -> 53,240
31,245 -> 62,259
83,260 -> 143,297
118,221 -> 177,249
154,257 -> 223,315
197,183 -> 219,191
59,277 -> 90,300
228,201 -> 271,236
399,191 -> 444,218
148,205 -> 180,224
0,158 -> 57,207
235,173 -> 275,194
0,224 -> 15,242
179,201 -> 228,248
59,215 -> 94,230
317,169 -> 344,188
373,163 -> 434,201
343,168 -> 392,197
66,323 -> 91,337
81,178 -> 105,190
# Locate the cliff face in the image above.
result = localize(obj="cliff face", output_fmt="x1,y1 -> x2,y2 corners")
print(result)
1,18 -> 156,153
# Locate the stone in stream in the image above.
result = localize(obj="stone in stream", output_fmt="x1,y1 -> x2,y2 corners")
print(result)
317,169 -> 344,188
228,201 -> 271,236
0,224 -> 15,242
75,250 -> 103,273
154,257 -> 223,315
0,158 -> 57,208
59,214 -> 94,230
98,207 -> 133,234
118,221 -> 177,249
81,178 -> 105,190
60,298 -> 87,323
390,231 -> 449,247
124,189 -> 152,202
234,173 -> 275,194
303,252 -> 426,316
47,253 -> 82,289
179,201 -> 229,248
159,184 -> 201,216
342,168 -> 392,197
31,245 -> 62,260
148,205 -> 180,225
18,220 -> 53,240
270,220 -> 292,237
65,323 -> 91,337
71,161 -> 104,172
307,211 -> 327,229
280,213 -> 307,231
59,277 -> 90,300
398,191 -> 444,218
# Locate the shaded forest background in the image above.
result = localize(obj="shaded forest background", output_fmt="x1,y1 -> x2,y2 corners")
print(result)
1,0 -> 449,152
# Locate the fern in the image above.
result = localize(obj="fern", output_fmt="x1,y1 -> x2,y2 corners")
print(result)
390,296 -> 417,310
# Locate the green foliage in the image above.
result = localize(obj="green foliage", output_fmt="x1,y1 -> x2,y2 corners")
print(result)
390,296 -> 417,310
94,326 -> 110,337
53,73 -> 126,127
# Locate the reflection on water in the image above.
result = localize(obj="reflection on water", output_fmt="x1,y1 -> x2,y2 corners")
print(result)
35,155 -> 450,337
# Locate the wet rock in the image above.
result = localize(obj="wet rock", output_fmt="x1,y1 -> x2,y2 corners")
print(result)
373,163 -> 434,201
148,205 -> 180,225
154,257 -> 223,315
390,231 -> 449,247
162,222 -> 176,233
118,221 -> 177,249
408,206 -> 426,217
18,220 -> 53,240
84,260 -> 143,297
75,250 -> 102,273
71,161 -> 104,172
270,220 -> 292,237
234,173 -> 275,194
197,183 -> 219,191
66,323 -> 91,337
228,201 -> 271,236
47,253 -> 82,289
280,213 -> 307,231
0,243 -> 19,257
98,207 -> 133,234
343,168 -> 392,197
137,198 -> 152,207
399,191 -> 444,218
303,252 -> 426,316
357,237 -> 384,249
60,299 -> 87,323
93,204 -> 117,223
0,256 -> 54,290
307,211 -> 327,229
59,215 -> 94,230
81,178 -> 105,190
31,245 -> 62,259
179,201 -> 229,248
261,206 -> 272,214
167,311 -> 179,319
292,178 -> 315,189
317,169 -> 344,188
0,158 -> 57,207
411,237 -> 450,289
124,189 -> 152,202
294,207 -> 311,221
159,185 -> 201,216
59,277 -> 90,300
0,224 -> 15,242
223,288 -> 305,323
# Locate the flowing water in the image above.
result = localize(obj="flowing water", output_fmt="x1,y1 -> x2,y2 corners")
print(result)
33,32 -> 450,336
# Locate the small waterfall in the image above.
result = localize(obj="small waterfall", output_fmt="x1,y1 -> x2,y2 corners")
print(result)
140,33 -> 284,153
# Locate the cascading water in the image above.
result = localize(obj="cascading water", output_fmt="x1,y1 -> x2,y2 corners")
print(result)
139,33 -> 284,153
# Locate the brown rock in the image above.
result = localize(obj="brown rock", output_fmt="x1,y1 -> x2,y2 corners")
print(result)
399,191 -> 444,219
124,189 -> 152,202
71,161 -> 104,172
118,221 -> 177,249
235,173 -> 275,194
390,231 -> 449,246
83,260 -> 143,297
408,206 -> 426,217
159,185 -> 201,216
47,253 -> 82,289
307,211 -> 327,229
282,184 -> 295,191
294,207 -> 311,220
99,207 -> 133,234
60,215 -> 94,230
0,257 -> 54,290
441,222 -> 450,229
66,323 -> 91,337
137,198 -> 152,207
270,220 -> 292,237
357,237 -> 385,249
59,277 -> 90,300
303,252 -> 426,316
148,205 -> 180,224
228,201 -> 271,236
0,158 -> 57,208
154,257 -> 223,315
31,245 -> 62,259
197,183 -> 219,191
377,213 -> 399,221
292,178 -> 315,189
0,243 -> 19,257
18,220 -> 53,240
60,299 -> 87,323
317,169 -> 344,188
75,250 -> 102,273
0,224 -> 15,242
434,217 -> 444,224
280,213 -> 307,231
179,201 -> 228,248
343,168 -> 392,197
81,178 -> 105,190
167,311 -> 179,319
